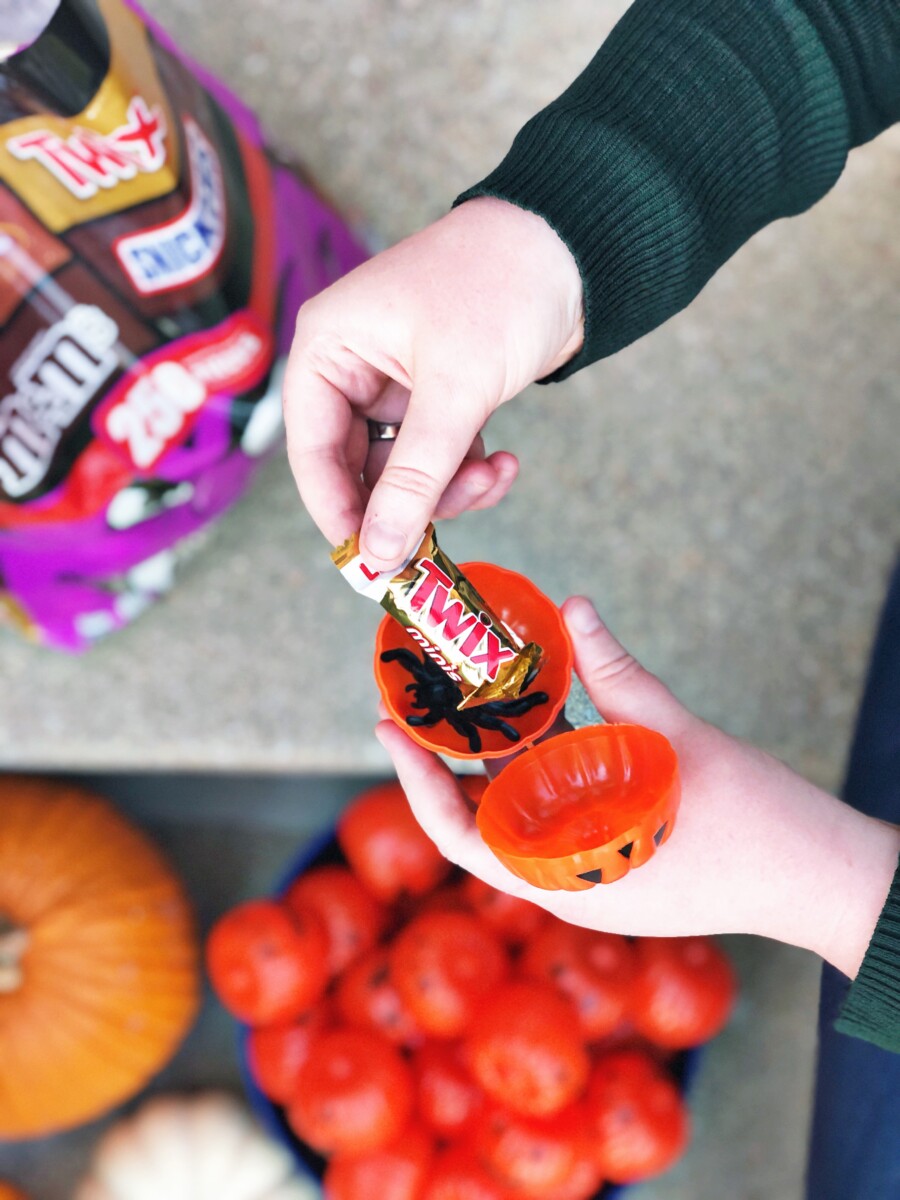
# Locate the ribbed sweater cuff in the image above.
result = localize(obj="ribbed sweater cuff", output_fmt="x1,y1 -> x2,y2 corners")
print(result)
835,856 -> 900,1052
455,0 -> 863,380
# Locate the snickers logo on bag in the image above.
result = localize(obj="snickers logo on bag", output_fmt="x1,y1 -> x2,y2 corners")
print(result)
114,119 -> 226,296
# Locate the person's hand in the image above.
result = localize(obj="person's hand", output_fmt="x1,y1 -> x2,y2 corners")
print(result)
283,197 -> 584,570
377,596 -> 900,979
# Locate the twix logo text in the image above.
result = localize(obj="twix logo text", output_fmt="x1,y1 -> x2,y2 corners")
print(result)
408,559 -> 517,682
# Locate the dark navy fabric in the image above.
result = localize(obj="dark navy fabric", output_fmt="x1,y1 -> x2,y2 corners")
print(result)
806,558 -> 900,1200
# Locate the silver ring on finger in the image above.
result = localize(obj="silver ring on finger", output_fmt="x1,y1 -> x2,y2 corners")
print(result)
367,419 -> 402,443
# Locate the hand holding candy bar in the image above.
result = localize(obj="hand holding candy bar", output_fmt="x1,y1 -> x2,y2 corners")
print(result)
283,197 -> 584,571
378,596 -> 900,981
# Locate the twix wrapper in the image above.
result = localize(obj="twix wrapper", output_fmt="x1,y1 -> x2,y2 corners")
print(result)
332,524 -> 543,709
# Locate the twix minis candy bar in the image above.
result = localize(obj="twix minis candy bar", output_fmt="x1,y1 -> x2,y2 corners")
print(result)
333,524 -> 543,709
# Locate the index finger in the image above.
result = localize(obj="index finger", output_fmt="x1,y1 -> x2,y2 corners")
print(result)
283,355 -> 366,547
360,380 -> 485,569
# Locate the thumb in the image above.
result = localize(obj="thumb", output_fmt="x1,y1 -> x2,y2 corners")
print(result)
562,596 -> 692,739
360,380 -> 484,570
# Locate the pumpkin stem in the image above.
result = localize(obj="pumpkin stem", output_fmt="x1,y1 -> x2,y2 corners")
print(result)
0,914 -> 27,993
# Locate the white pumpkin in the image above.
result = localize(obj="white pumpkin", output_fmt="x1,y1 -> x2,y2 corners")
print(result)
75,1093 -> 321,1200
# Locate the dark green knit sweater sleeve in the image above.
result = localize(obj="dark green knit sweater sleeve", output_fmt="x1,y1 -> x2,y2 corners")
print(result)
454,0 -> 900,377
836,857 -> 900,1052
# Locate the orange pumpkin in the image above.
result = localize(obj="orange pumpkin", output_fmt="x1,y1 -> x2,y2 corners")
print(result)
0,777 -> 200,1139
0,1184 -> 30,1200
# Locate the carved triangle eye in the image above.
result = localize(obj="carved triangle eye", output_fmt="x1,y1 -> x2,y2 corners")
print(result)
653,823 -> 668,846
618,842 -> 634,859
576,868 -> 603,884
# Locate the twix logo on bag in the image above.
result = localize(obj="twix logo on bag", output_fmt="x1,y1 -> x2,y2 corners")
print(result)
0,0 -> 179,232
7,96 -> 167,201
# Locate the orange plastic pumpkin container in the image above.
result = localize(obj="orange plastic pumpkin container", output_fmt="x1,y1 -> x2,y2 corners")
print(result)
476,724 -> 681,891
374,562 -> 573,760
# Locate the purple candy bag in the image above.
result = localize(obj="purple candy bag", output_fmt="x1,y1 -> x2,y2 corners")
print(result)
0,0 -> 366,650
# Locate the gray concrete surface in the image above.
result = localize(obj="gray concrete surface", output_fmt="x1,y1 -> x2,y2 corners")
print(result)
0,0 -> 896,787
1,3 -> 897,1199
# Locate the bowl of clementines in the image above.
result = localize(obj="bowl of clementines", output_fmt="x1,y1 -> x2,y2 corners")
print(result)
207,779 -> 738,1199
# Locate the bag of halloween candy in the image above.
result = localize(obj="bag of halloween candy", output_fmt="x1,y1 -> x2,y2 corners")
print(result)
0,0 -> 365,649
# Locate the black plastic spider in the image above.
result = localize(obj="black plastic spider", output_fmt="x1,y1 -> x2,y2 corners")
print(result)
381,646 -> 549,753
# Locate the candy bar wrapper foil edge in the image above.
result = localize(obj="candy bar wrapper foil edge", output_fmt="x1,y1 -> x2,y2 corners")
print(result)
332,525 -> 543,709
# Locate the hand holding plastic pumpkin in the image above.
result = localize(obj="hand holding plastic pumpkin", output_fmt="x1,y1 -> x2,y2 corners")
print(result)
379,594 -> 870,969
373,561 -> 680,891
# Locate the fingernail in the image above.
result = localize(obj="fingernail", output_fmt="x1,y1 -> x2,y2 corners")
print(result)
364,520 -> 407,562
566,597 -> 604,634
